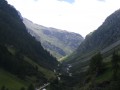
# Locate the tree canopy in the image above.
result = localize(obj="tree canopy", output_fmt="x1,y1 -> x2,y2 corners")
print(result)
89,53 -> 104,76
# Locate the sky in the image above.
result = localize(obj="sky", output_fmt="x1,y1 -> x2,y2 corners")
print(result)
7,0 -> 120,37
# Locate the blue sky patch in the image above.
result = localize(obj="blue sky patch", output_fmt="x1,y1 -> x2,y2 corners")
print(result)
58,0 -> 75,4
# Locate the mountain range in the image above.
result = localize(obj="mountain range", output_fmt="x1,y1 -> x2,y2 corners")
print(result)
23,18 -> 84,60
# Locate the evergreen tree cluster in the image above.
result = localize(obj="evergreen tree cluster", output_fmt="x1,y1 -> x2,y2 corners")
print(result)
88,52 -> 120,90
0,44 -> 46,80
0,0 -> 59,86
89,53 -> 105,76
111,51 -> 120,80
0,0 -> 58,70
1,84 -> 35,90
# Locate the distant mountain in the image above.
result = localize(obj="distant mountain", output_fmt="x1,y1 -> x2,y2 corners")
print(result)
64,9 -> 120,72
0,0 -> 58,87
23,18 -> 84,60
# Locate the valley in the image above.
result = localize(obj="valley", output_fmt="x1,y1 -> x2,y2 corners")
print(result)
1,0 -> 120,90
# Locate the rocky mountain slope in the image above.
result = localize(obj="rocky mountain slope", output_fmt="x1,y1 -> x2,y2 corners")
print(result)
64,9 -> 120,72
77,9 -> 120,55
23,18 -> 84,60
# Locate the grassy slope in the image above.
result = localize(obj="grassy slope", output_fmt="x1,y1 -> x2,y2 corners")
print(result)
76,52 -> 120,90
64,38 -> 120,64
7,46 -> 56,80
0,69 -> 28,90
64,40 -> 120,75
0,46 -> 56,90
24,56 -> 56,80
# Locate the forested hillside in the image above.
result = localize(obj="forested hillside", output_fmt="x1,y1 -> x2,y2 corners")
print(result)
0,0 -> 58,89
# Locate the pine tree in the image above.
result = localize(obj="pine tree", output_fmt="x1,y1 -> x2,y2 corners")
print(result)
111,51 -> 120,80
20,87 -> 25,90
27,84 -> 35,90
89,53 -> 104,76
1,85 -> 6,90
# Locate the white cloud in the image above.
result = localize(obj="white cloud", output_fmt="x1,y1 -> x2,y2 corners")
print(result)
7,0 -> 120,37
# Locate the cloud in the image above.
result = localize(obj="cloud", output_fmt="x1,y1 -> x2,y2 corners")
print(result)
34,0 -> 38,1
7,0 -> 120,37
98,0 -> 106,2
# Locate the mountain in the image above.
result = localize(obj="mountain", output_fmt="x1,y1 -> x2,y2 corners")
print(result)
0,0 -> 58,89
64,9 -> 120,72
23,18 -> 84,60
77,9 -> 120,55
59,9 -> 120,90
